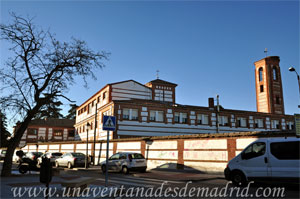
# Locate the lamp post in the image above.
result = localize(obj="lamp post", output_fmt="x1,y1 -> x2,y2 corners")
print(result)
93,103 -> 98,166
85,122 -> 91,169
289,67 -> 300,108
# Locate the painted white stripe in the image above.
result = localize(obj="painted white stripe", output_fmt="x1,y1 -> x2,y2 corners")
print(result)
119,176 -> 182,184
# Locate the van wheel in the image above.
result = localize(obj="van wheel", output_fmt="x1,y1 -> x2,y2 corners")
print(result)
231,171 -> 246,186
122,166 -> 129,174
101,165 -> 106,174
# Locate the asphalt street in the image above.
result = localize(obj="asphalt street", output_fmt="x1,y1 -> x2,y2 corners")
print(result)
0,162 -> 299,199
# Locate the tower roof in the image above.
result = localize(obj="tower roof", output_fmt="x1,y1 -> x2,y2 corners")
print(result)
146,79 -> 177,87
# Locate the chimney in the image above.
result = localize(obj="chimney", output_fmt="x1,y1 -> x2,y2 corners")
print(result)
208,98 -> 214,109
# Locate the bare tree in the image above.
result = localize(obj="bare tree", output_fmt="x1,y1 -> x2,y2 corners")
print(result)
0,13 -> 109,176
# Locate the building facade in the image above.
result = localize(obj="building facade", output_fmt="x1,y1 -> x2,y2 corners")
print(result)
75,56 -> 295,141
15,118 -> 75,147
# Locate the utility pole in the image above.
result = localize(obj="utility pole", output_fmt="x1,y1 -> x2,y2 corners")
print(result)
216,95 -> 220,134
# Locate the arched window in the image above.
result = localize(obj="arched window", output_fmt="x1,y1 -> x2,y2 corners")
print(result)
273,67 -> 278,80
259,67 -> 263,82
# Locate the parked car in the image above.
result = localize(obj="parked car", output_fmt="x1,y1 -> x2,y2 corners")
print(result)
224,137 -> 300,186
24,152 -> 43,163
55,152 -> 87,169
0,149 -> 7,160
1,149 -> 24,163
100,152 -> 147,174
37,152 -> 63,166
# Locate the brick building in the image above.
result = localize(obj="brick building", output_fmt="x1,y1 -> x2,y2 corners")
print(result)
74,56 -> 295,141
15,118 -> 75,147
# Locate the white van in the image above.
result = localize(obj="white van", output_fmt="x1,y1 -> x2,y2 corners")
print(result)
224,137 -> 300,186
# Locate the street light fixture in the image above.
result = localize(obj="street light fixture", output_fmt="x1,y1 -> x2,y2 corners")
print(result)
289,66 -> 300,108
85,122 -> 91,169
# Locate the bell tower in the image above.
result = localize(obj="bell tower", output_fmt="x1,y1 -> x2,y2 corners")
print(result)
254,56 -> 284,114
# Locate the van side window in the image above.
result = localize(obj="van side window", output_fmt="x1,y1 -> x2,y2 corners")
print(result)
270,141 -> 300,160
119,154 -> 126,160
242,142 -> 266,160
109,154 -> 120,160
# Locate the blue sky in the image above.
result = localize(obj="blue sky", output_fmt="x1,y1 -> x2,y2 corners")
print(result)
1,0 -> 299,127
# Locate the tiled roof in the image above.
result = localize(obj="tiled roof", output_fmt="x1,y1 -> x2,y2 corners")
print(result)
28,118 -> 75,128
147,79 -> 177,86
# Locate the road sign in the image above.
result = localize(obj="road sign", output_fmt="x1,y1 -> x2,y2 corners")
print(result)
103,116 -> 116,131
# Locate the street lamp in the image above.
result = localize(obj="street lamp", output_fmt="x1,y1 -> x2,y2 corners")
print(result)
85,122 -> 91,169
289,67 -> 300,108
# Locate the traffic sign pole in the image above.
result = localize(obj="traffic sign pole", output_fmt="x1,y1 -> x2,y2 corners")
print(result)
102,116 -> 116,187
105,130 -> 109,187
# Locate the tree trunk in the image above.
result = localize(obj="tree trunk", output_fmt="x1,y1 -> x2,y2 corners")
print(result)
1,107 -> 39,176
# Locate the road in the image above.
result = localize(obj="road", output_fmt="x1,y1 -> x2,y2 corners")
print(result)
64,167 -> 299,199
1,162 -> 299,198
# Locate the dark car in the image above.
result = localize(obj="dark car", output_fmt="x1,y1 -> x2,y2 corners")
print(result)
0,150 -> 7,160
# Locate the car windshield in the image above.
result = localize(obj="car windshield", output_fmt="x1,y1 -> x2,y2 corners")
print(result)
72,153 -> 85,157
52,153 -> 62,156
130,153 -> 145,159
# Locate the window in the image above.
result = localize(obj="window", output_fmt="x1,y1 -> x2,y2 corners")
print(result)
90,121 -> 93,130
174,112 -> 180,123
98,96 -> 101,103
254,119 -> 264,128
271,120 -> 280,129
122,108 -> 138,120
109,154 -> 120,160
87,103 -> 91,114
197,114 -> 209,125
242,142 -> 266,160
27,128 -> 38,135
53,129 -> 63,136
260,85 -> 264,92
218,116 -> 229,126
271,141 -> 300,160
131,109 -> 138,120
119,154 -> 126,160
123,108 -> 129,120
157,111 -> 164,122
68,130 -> 75,137
237,117 -> 247,127
273,67 -> 278,80
276,96 -> 280,104
150,111 -> 156,121
286,121 -> 294,130
259,67 -> 263,82
150,110 -> 164,122
103,92 -> 107,100
182,113 -> 188,123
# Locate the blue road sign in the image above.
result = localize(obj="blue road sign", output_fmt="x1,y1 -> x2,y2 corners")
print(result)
103,116 -> 116,131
